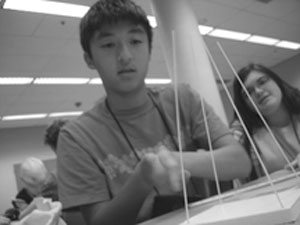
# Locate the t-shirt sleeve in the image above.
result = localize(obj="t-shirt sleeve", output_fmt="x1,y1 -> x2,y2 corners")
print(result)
57,128 -> 111,209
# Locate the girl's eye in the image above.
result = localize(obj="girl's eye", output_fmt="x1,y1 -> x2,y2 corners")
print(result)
257,76 -> 270,86
242,88 -> 254,99
247,88 -> 254,95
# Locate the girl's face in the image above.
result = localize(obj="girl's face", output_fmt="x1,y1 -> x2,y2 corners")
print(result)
242,70 -> 283,117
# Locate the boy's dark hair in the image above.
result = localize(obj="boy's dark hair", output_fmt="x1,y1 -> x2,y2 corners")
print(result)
44,119 -> 68,152
80,0 -> 153,57
232,63 -> 300,134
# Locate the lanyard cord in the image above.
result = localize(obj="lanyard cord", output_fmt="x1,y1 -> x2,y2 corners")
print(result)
148,93 -> 181,151
105,98 -> 141,161
105,93 -> 180,161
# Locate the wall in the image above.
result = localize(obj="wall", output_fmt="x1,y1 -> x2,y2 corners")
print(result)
273,53 -> 300,88
0,126 -> 55,213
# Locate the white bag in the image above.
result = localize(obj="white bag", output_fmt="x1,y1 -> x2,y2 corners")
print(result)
16,198 -> 66,225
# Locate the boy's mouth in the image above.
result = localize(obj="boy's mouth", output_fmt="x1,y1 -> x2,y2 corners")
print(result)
118,68 -> 135,74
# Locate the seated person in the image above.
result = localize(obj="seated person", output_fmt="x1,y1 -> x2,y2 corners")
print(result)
231,63 -> 300,182
44,119 -> 69,153
18,157 -> 58,220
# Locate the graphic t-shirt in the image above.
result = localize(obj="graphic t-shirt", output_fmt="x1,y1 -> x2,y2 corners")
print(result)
57,84 -> 231,220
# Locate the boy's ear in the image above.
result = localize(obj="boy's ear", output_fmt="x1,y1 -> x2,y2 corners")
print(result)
84,52 -> 96,70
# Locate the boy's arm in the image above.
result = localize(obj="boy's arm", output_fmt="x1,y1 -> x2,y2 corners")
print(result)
180,134 -> 252,180
81,167 -> 151,225
81,149 -> 186,225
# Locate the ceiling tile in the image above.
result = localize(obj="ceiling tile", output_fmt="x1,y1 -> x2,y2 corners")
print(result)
0,10 -> 43,36
256,20 -> 300,42
190,0 -> 240,26
0,35 -> 66,55
245,0 -> 300,20
34,15 -> 80,38
0,54 -> 51,73
219,10 -> 274,34
42,54 -> 94,75
209,0 -> 252,10
280,8 -> 300,26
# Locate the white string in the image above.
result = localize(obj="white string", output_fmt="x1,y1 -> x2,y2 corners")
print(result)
189,36 -> 223,207
171,30 -> 190,223
217,42 -> 300,182
203,41 -> 284,208
200,95 -> 224,205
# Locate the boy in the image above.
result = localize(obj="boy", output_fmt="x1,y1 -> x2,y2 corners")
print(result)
57,0 -> 251,224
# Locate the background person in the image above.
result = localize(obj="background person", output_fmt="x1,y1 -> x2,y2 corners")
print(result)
44,119 -> 69,153
231,63 -> 300,181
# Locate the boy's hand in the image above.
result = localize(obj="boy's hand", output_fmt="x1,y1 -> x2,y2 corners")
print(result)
137,146 -> 190,195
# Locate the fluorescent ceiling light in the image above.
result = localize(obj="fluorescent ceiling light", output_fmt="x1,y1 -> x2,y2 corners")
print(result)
147,16 -> 157,28
3,0 -> 157,24
34,77 -> 89,84
145,78 -> 171,84
49,111 -> 83,117
2,113 -> 47,121
198,25 -> 214,35
0,77 -> 172,85
89,78 -> 103,85
246,35 -> 279,46
209,29 -> 250,41
3,0 -> 89,18
0,77 -> 33,85
276,41 -> 300,50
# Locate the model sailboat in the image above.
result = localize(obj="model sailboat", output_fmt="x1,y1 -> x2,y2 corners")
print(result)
177,41 -> 300,225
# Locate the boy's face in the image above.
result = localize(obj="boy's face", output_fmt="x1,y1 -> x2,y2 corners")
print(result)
85,21 -> 151,95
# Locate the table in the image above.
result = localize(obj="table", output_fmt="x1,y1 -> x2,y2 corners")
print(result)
139,169 -> 300,225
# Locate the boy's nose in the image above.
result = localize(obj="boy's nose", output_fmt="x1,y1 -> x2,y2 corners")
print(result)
118,43 -> 132,65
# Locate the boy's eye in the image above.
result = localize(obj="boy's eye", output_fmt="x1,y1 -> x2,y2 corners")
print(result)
131,39 -> 142,45
101,43 -> 115,48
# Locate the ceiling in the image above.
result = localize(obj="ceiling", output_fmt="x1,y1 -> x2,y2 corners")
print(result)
0,0 -> 300,129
